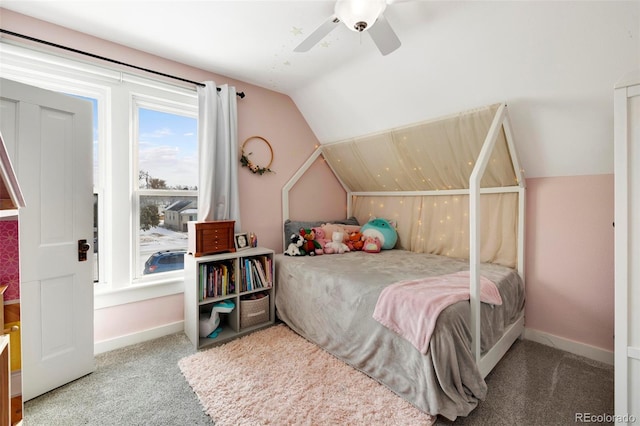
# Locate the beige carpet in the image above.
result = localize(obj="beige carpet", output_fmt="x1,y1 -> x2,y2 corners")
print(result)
179,324 -> 436,425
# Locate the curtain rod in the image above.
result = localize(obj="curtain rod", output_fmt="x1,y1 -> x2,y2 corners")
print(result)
0,28 -> 246,98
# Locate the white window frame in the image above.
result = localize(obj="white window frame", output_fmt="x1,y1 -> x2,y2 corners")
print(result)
0,41 -> 199,308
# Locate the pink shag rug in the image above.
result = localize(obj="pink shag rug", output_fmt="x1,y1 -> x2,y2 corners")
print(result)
179,324 -> 436,425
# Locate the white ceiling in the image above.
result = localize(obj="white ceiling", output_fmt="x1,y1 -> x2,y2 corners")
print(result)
1,0 -> 423,93
1,1 -> 639,177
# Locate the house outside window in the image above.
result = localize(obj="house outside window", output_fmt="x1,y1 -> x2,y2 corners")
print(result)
163,200 -> 197,232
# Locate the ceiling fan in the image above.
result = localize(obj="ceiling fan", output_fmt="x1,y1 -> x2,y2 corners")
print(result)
294,0 -> 402,56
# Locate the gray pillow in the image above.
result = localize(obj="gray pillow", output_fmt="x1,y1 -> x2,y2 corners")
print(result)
283,217 -> 359,247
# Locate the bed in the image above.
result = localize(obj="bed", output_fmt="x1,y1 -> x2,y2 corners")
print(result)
275,250 -> 524,420
277,103 -> 526,420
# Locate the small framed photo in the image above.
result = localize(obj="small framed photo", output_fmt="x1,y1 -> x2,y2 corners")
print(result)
234,232 -> 249,250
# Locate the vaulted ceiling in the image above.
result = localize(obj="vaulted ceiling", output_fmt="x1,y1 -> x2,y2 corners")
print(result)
1,1 -> 639,178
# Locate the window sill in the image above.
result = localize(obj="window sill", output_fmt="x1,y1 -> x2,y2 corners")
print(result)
95,276 -> 184,309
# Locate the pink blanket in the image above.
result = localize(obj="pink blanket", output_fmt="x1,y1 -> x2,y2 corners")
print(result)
372,271 -> 502,354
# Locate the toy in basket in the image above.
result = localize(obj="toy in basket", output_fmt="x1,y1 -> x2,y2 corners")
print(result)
199,300 -> 235,338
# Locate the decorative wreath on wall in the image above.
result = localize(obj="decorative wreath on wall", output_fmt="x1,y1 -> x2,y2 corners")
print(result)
240,136 -> 274,175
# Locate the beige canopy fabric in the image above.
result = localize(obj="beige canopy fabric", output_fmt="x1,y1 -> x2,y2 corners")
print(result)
351,193 -> 518,268
319,103 -> 522,268
322,104 -> 518,192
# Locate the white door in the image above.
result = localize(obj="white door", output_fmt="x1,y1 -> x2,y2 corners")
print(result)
0,78 -> 94,401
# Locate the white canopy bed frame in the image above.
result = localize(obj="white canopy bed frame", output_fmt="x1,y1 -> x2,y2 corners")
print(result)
280,103 -> 526,415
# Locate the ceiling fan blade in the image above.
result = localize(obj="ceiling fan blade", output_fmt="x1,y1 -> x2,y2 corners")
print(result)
367,14 -> 401,56
294,15 -> 341,52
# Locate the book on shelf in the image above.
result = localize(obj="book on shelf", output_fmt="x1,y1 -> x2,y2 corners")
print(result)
244,258 -> 252,291
254,257 -> 272,288
249,256 -> 271,288
199,260 -> 235,301
251,258 -> 267,288
237,255 -> 273,292
251,260 -> 263,288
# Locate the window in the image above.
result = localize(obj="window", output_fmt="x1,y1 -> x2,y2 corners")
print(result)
0,42 -> 199,306
134,104 -> 198,279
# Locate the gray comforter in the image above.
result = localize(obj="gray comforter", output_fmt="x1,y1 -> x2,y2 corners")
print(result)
274,250 -> 525,420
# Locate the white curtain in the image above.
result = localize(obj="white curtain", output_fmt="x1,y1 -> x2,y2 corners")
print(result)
197,81 -> 241,231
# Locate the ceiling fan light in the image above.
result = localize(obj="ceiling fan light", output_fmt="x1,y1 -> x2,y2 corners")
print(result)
335,0 -> 387,32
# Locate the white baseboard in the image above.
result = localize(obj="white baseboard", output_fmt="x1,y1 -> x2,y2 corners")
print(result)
94,320 -> 185,355
523,328 -> 614,365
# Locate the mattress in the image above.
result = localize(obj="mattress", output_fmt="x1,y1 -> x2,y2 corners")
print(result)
275,249 -> 525,420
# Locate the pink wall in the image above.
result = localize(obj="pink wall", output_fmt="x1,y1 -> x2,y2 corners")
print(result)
0,220 -> 19,301
237,97 -> 345,251
525,174 -> 614,351
289,157 -> 347,221
94,294 -> 183,342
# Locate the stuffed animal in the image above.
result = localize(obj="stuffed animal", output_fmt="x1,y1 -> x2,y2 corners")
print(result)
312,226 -> 330,255
347,230 -> 364,251
284,233 -> 305,256
362,236 -> 382,253
321,223 -> 360,245
360,218 -> 398,250
324,231 -> 350,254
299,227 -> 321,256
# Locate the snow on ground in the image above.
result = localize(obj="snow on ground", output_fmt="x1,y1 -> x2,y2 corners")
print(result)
140,223 -> 188,255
